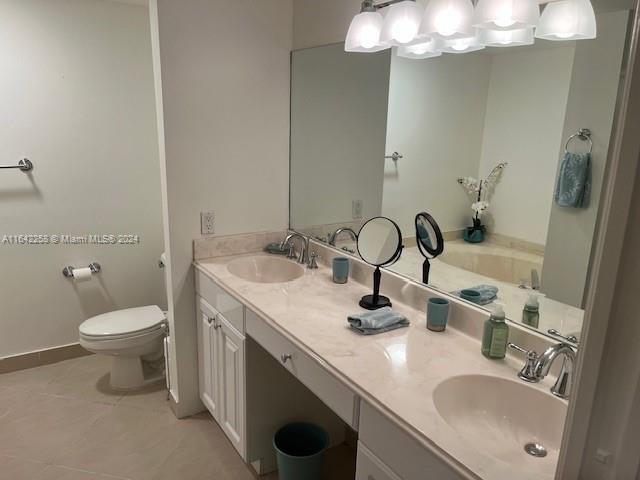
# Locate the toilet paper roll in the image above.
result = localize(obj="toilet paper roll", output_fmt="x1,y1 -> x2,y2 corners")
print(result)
72,267 -> 93,282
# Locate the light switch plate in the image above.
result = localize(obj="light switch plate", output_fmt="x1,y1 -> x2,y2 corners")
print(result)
352,200 -> 363,219
200,211 -> 215,235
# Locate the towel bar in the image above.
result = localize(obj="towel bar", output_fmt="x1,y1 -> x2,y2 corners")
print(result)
0,158 -> 33,172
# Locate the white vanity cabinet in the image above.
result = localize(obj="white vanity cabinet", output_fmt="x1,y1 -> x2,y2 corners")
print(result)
218,317 -> 245,455
195,271 -> 246,459
356,442 -> 402,480
196,297 -> 221,421
357,402 -> 465,480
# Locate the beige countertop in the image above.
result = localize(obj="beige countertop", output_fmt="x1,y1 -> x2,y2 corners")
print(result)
195,252 -> 565,480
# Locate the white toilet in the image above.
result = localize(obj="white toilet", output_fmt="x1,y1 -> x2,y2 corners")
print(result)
79,305 -> 167,391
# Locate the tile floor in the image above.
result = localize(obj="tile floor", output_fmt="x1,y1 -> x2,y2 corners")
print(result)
0,355 -> 257,480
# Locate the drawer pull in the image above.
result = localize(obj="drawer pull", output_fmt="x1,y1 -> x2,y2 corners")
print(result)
207,316 -> 215,325
281,354 -> 292,364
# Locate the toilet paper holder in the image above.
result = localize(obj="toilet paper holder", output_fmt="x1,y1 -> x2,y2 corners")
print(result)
62,262 -> 101,278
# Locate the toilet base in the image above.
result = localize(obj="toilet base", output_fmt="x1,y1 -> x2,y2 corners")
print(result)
110,355 -> 165,391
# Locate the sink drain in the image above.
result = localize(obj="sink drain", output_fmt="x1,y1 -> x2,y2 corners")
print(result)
524,442 -> 548,458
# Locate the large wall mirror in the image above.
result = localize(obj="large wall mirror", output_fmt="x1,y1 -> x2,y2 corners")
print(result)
290,1 -> 635,342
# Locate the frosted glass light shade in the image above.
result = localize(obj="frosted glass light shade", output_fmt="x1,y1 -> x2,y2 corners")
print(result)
440,34 -> 485,53
473,0 -> 540,31
535,0 -> 596,40
419,0 -> 475,39
380,1 -> 426,46
397,39 -> 444,58
477,27 -> 534,46
345,11 -> 387,52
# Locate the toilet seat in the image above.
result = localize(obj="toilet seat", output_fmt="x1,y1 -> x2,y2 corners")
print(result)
79,305 -> 166,341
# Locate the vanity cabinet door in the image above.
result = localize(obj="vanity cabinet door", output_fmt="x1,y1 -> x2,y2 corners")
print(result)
196,296 -> 220,422
356,442 -> 402,480
218,314 -> 246,459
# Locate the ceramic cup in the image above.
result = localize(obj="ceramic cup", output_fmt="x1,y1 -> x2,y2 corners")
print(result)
332,257 -> 349,284
427,297 -> 450,332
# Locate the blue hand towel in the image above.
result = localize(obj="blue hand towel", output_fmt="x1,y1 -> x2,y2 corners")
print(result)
452,284 -> 498,305
554,152 -> 591,208
348,307 -> 409,335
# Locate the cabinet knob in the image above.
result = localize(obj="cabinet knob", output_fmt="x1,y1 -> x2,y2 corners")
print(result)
281,354 -> 292,364
207,316 -> 215,325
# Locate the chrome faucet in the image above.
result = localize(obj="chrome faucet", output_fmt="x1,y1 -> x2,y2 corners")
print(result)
535,343 -> 576,399
281,233 -> 309,265
329,227 -> 358,246
509,342 -> 576,399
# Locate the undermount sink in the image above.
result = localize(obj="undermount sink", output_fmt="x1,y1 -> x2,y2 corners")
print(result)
227,256 -> 304,283
433,375 -> 567,474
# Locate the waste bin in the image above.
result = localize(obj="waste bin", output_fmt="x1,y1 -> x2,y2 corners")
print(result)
273,422 -> 329,480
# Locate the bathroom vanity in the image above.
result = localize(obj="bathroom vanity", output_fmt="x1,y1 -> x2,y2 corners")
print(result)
193,235 -> 567,480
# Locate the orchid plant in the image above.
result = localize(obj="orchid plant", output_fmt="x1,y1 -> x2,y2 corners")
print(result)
458,163 -> 507,242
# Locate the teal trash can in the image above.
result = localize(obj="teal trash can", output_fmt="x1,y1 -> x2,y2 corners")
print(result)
273,422 -> 329,480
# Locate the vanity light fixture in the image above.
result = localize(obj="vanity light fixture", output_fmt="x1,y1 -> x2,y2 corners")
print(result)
477,26 -> 535,46
420,0 -> 475,39
346,0 -> 597,55
535,0 -> 597,40
397,38 -> 444,58
379,0 -> 426,46
345,4 -> 387,52
473,0 -> 540,31
440,34 -> 486,53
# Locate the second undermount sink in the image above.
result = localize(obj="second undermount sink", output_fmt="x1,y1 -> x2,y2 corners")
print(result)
227,255 -> 304,284
433,375 -> 567,474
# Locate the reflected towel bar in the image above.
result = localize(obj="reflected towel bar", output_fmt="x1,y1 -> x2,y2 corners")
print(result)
0,158 -> 33,172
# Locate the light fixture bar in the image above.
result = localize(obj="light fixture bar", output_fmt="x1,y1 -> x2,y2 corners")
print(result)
361,0 -> 417,12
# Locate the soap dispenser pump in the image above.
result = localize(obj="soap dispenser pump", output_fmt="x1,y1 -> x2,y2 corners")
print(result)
522,293 -> 540,328
481,303 -> 509,360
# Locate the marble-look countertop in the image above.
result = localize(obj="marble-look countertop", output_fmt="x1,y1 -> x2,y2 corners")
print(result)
195,253 -> 565,480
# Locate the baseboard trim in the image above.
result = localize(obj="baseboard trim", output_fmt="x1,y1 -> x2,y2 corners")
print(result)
0,343 -> 92,374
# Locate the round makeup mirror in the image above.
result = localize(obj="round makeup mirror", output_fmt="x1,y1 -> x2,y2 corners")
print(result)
415,212 -> 444,284
356,217 -> 403,310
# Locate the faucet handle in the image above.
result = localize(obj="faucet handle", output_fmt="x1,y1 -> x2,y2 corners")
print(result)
308,252 -> 319,269
508,343 -> 540,383
284,242 -> 296,259
547,329 -> 579,344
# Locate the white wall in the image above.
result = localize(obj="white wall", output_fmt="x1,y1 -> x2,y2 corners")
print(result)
382,53 -> 493,235
290,44 -> 390,229
478,46 -> 575,245
0,0 -> 164,357
151,0 -> 292,415
293,0 -> 361,50
542,10 -> 630,307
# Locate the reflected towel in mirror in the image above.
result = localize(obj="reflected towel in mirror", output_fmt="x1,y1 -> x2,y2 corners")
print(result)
452,284 -> 499,305
554,152 -> 591,208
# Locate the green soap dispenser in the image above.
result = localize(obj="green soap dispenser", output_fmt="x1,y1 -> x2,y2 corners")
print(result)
522,293 -> 540,328
482,303 -> 509,359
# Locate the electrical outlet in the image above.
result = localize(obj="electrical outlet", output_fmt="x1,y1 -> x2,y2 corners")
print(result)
200,211 -> 215,235
352,200 -> 363,220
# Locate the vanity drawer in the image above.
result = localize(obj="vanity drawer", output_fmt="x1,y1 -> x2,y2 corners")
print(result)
246,308 -> 358,429
196,270 -> 245,334
356,441 -> 402,480
359,402 -> 466,480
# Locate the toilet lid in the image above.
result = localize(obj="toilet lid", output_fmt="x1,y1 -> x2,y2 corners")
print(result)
79,306 -> 165,338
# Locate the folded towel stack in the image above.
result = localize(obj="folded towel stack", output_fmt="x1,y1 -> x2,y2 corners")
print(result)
452,284 -> 498,305
347,307 -> 409,335
554,152 -> 591,208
